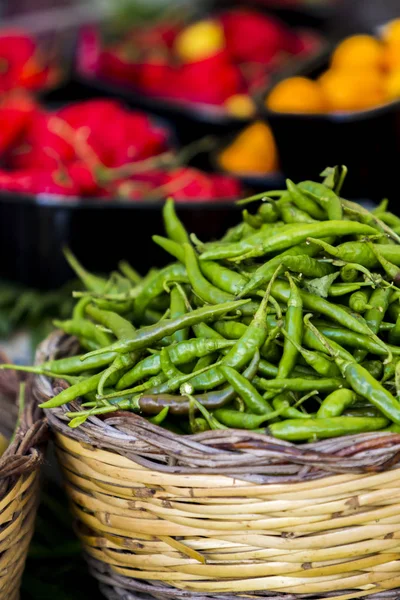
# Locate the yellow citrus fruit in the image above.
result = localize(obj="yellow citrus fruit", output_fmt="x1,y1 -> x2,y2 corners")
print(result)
174,20 -> 225,63
266,77 -> 326,113
331,35 -> 384,71
385,70 -> 400,100
319,68 -> 386,111
382,18 -> 400,45
224,94 -> 256,118
218,121 -> 278,175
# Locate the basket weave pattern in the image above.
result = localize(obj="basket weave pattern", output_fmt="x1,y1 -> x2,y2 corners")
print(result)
0,356 -> 47,600
34,333 -> 400,600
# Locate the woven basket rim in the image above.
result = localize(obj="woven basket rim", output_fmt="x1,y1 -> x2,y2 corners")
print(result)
0,350 -> 47,483
34,331 -> 400,483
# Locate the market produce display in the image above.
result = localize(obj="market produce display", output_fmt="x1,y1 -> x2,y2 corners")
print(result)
0,97 -> 241,200
78,8 -> 321,114
266,19 -> 400,113
10,166 -> 400,443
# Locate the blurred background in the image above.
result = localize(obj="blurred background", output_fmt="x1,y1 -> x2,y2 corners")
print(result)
0,1 -> 397,597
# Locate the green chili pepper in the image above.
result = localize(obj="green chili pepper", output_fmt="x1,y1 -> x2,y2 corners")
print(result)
272,392 -> 312,420
269,416 -> 389,441
200,221 -> 375,262
277,273 -> 302,379
317,389 -> 356,418
213,408 -> 278,430
349,289 -> 372,313
298,180 -> 343,220
133,263 -> 188,321
163,198 -> 190,244
218,356 -> 273,415
63,248 -> 107,293
81,299 -> 249,359
53,318 -> 112,348
170,285 -> 189,343
286,179 -> 326,220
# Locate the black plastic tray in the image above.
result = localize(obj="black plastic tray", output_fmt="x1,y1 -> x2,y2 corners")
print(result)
262,53 -> 400,201
0,193 -> 243,289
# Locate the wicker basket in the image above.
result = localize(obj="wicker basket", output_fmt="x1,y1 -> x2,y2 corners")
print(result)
0,352 -> 47,600
34,332 -> 400,600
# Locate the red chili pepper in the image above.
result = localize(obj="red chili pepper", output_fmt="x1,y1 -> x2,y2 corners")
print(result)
97,48 -> 141,86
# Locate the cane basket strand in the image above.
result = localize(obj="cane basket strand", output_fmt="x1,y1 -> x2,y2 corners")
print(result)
0,354 -> 47,600
34,332 -> 400,600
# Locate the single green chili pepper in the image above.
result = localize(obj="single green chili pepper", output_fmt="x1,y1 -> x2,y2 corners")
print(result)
254,375 -> 347,393
85,304 -> 136,341
286,179 -> 326,220
339,262 -> 374,283
269,416 -> 389,441
63,248 -> 107,293
272,392 -> 312,420
160,347 -> 183,378
279,201 -> 317,224
97,350 -> 141,397
349,289 -> 372,314
148,406 -> 169,425
133,263 -> 188,321
389,313 -> 400,346
328,283 -> 370,297
298,180 -> 343,220
170,285 -> 189,343
118,261 -> 141,284
73,297 -> 92,321
317,389 -> 356,418
308,238 -> 400,268
277,273 -> 302,379
307,322 -> 399,358
183,243 -> 234,305
41,351 -> 118,374
354,286 -> 392,363
377,211 -> 400,228
258,202 -> 279,223
81,299 -> 249,359
163,197 -> 190,244
40,372 -> 104,408
218,358 -> 274,415
213,408 -> 278,430
368,242 -> 400,285
242,209 -> 263,229
53,318 -> 112,348
199,221 -> 375,262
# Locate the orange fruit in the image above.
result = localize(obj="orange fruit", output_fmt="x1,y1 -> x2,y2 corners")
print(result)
382,18 -> 400,45
385,70 -> 400,100
383,43 -> 400,71
331,35 -> 384,71
218,121 -> 278,175
174,20 -> 225,63
224,94 -> 256,118
319,68 -> 386,111
266,77 -> 326,113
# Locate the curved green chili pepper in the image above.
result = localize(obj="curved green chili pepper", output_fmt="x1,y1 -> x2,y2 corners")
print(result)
286,179 -> 326,220
317,389 -> 356,418
269,416 -> 389,441
298,180 -> 343,220
277,273 -> 302,379
163,198 -> 190,244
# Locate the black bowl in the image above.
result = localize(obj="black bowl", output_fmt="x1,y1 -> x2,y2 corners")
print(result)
262,54 -> 400,201
0,193 -> 242,290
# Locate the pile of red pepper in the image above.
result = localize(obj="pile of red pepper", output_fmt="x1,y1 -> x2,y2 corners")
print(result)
0,96 -> 242,201
77,9 -> 321,109
0,29 -> 58,92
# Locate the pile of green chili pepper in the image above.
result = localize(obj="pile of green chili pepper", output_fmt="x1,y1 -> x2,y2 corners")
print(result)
8,165 -> 400,442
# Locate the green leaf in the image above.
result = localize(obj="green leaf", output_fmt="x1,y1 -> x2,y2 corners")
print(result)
305,272 -> 339,298
68,414 -> 89,428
